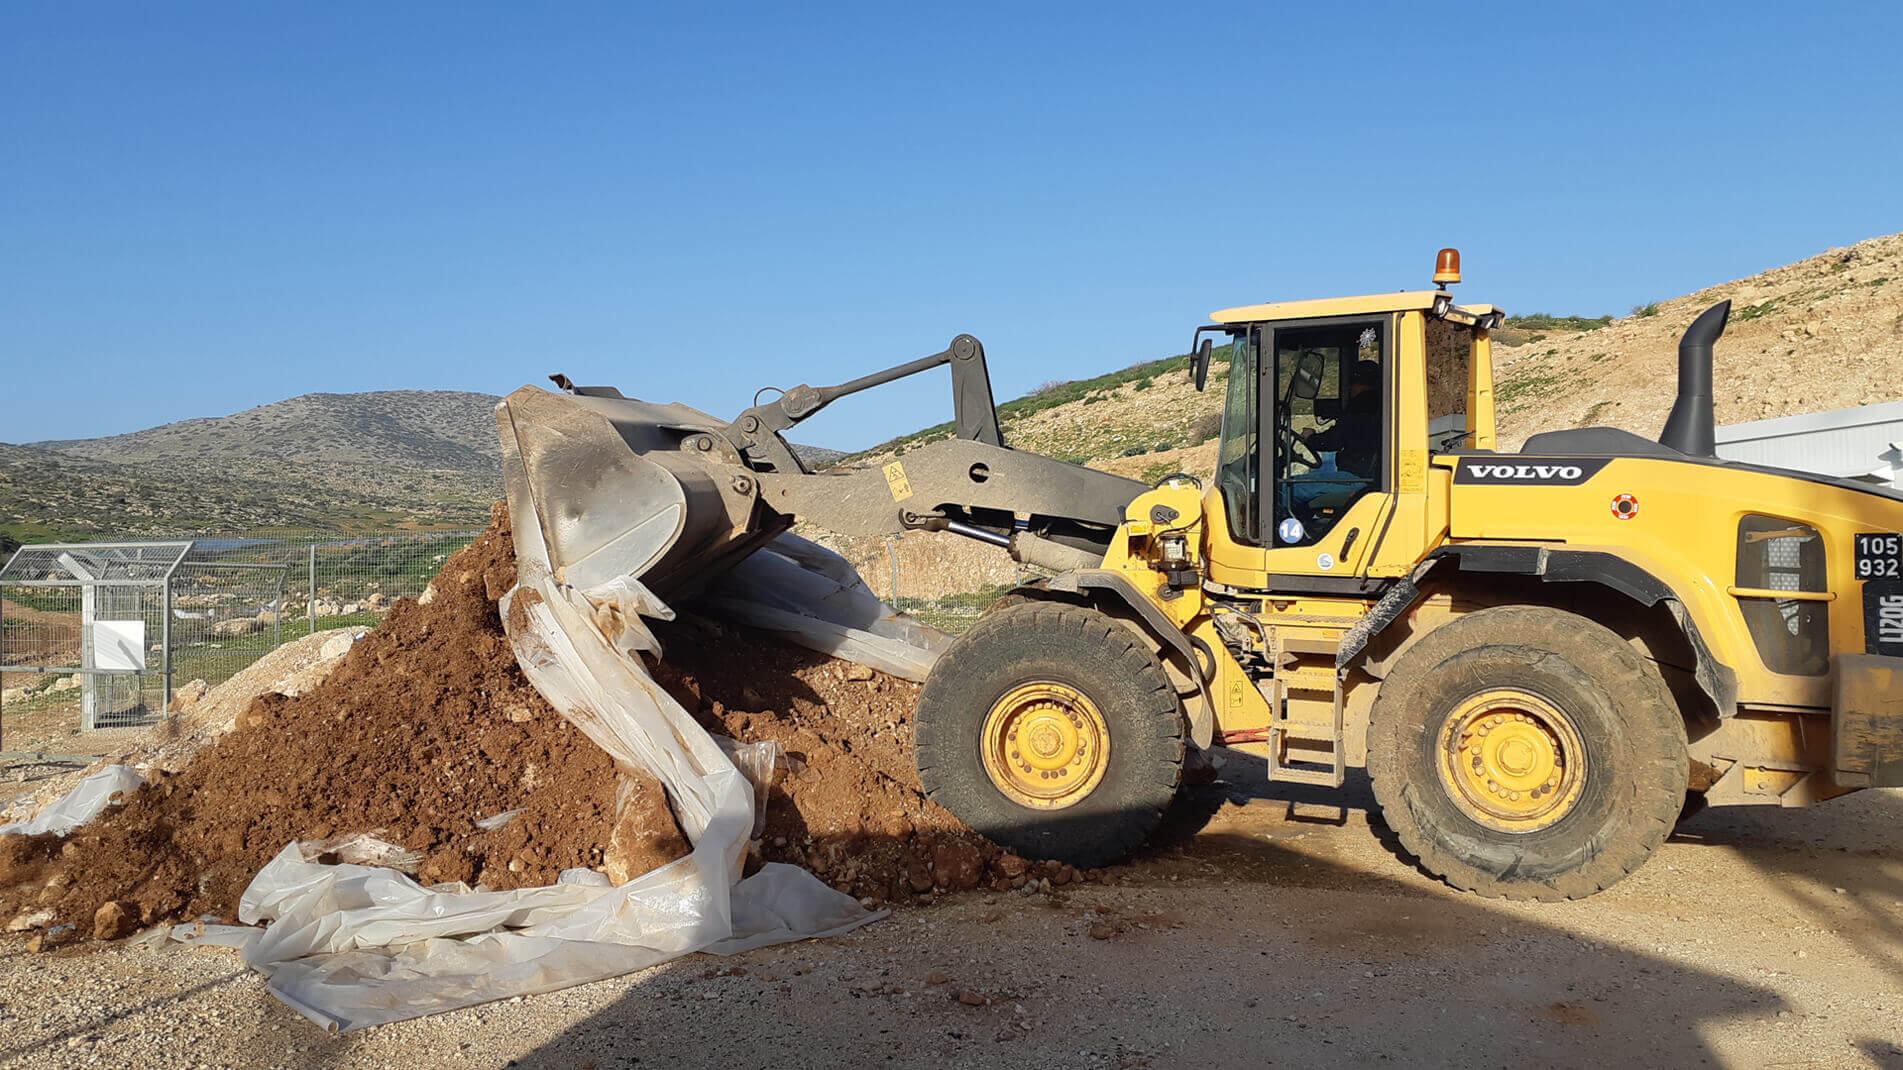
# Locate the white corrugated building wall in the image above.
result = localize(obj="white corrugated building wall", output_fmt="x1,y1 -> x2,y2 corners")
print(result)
1715,400 -> 1903,490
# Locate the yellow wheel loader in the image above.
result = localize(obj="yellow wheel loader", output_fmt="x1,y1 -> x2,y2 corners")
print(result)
497,249 -> 1903,900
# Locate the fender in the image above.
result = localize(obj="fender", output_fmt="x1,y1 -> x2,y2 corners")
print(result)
1026,569 -> 1216,747
1342,545 -> 1740,719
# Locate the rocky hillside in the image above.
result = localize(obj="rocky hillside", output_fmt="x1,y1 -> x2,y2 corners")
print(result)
3,391 -> 505,540
1493,232 -> 1903,446
32,390 -> 502,470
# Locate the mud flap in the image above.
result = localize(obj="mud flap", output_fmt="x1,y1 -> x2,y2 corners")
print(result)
1832,653 -> 1903,788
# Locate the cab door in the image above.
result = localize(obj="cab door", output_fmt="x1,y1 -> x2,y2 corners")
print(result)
1256,315 -> 1396,585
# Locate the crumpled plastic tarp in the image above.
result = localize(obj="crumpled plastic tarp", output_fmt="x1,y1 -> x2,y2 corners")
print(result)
213,514 -> 945,1031
0,764 -> 144,837
701,532 -> 953,683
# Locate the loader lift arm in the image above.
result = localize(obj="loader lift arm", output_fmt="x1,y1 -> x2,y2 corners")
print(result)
721,334 -> 1005,473
511,333 -> 1148,602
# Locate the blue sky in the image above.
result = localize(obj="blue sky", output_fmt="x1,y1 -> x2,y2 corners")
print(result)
3,2 -> 1899,450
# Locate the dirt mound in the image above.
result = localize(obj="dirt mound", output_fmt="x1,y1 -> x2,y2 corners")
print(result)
2,502 -> 1099,948
650,620 -> 1105,903
0,504 -> 688,941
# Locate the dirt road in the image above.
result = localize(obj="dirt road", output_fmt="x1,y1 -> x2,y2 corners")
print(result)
3,754 -> 1901,1068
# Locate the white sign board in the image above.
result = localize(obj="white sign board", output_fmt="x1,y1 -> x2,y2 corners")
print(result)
93,620 -> 146,672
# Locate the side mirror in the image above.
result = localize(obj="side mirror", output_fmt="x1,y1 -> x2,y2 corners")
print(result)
1292,352 -> 1325,400
1191,338 -> 1213,392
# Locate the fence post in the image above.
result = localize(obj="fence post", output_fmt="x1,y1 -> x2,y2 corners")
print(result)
885,537 -> 900,608
308,543 -> 317,636
161,573 -> 173,715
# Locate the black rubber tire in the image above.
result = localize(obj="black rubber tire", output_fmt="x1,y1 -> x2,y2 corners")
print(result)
915,601 -> 1185,868
1366,605 -> 1688,901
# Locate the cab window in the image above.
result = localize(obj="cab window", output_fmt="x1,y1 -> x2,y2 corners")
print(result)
1272,321 -> 1384,547
1426,318 -> 1472,451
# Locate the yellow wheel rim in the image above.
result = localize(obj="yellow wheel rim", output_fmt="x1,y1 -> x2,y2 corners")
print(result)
1436,688 -> 1587,834
980,681 -> 1110,810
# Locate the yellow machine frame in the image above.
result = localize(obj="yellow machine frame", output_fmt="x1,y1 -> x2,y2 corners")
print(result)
1079,288 -> 1903,809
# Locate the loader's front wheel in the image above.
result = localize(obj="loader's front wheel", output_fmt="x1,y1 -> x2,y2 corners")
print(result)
916,602 -> 1184,868
1367,605 -> 1687,901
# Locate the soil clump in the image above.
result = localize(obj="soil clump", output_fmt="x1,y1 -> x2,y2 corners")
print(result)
1,503 -> 1096,948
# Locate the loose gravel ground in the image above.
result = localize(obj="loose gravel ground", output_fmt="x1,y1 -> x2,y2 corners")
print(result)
4,754 -> 1903,1068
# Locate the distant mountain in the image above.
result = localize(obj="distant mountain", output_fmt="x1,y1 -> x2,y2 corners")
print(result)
2,389 -> 852,541
31,390 -> 504,470
4,391 -> 503,540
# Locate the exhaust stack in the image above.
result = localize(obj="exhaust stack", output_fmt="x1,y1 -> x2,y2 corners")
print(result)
1658,300 -> 1731,458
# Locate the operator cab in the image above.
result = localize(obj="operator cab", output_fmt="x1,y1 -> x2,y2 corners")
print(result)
1192,249 -> 1503,567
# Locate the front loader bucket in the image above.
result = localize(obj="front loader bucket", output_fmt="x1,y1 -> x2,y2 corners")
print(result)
495,385 -> 779,599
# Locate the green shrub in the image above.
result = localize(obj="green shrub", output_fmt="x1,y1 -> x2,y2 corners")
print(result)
1141,460 -> 1179,484
1503,313 -> 1613,333
1633,303 -> 1661,318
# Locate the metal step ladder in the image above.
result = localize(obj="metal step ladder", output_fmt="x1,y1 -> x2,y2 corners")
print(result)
1264,636 -> 1346,788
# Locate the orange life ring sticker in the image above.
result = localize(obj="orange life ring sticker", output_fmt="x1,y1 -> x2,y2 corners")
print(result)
1611,494 -> 1640,520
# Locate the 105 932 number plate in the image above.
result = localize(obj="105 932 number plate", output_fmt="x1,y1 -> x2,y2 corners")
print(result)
1858,534 -> 1903,656
1856,532 -> 1903,580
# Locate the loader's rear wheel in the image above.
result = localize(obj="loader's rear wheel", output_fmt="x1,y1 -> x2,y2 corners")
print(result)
1367,605 -> 1687,901
916,602 -> 1184,868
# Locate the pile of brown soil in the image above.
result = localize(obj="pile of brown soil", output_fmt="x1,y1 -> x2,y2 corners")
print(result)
649,620 -> 1105,904
0,505 -> 689,942
2,503 -> 1102,948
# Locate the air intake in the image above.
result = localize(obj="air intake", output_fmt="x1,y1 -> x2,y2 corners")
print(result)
1658,300 -> 1731,458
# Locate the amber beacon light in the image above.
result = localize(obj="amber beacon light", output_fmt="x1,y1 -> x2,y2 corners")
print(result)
1434,247 -> 1462,288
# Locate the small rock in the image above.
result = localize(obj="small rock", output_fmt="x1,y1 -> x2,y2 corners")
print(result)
996,853 -> 1029,879
506,706 -> 534,723
926,972 -> 950,986
931,839 -> 985,891
957,989 -> 988,1007
319,632 -> 360,660
843,663 -> 875,682
167,679 -> 210,713
5,908 -> 54,932
1088,922 -> 1116,940
92,901 -> 139,941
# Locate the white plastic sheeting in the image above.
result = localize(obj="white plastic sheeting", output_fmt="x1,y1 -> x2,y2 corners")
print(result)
215,509 -> 942,1031
0,764 -> 144,837
703,533 -> 953,683
3,512 -> 947,1030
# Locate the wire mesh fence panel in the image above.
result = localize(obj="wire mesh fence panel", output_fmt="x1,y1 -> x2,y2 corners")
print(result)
0,542 -> 196,746
167,561 -> 289,691
301,531 -> 480,637
0,582 -> 86,749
